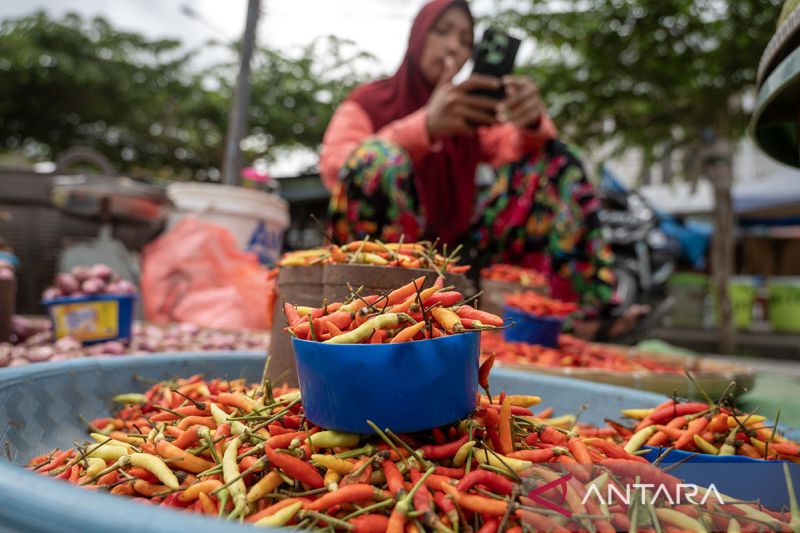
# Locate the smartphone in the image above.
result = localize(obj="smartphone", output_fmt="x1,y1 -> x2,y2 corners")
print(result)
470,28 -> 521,100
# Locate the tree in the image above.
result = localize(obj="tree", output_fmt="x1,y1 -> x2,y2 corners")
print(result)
0,12 -> 374,180
488,0 -> 782,165
488,0 -> 784,352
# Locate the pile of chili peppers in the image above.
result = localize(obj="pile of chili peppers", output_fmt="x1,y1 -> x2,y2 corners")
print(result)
481,333 -> 686,374
284,276 -> 503,343
480,264 -> 547,288
279,240 -> 469,274
28,367 -> 800,531
504,292 -> 579,319
615,399 -> 800,461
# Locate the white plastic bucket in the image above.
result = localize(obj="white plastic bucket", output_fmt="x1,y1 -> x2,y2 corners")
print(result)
166,182 -> 290,265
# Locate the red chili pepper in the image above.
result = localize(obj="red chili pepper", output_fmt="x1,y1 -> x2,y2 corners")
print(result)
433,466 -> 465,479
38,448 -> 74,473
456,305 -> 504,327
420,434 -> 469,460
382,459 -> 405,496
432,427 -> 446,445
349,514 -> 390,533
478,354 -> 495,393
409,468 -> 434,515
263,445 -> 324,489
599,459 -> 681,500
457,469 -> 514,495
506,448 -> 555,462
305,484 -> 385,511
584,438 -> 647,463
540,426 -> 568,446
265,431 -> 304,449
516,509 -> 571,533
648,402 -> 708,424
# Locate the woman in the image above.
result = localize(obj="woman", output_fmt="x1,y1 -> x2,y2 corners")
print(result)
321,0 -> 639,339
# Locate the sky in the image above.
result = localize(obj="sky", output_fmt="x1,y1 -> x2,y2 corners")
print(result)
1,0 -> 499,175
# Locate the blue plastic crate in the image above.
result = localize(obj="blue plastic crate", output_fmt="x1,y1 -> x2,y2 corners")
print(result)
503,305 -> 564,347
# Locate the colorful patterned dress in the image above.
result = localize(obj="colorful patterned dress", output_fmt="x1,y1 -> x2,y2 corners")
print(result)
328,137 -> 617,312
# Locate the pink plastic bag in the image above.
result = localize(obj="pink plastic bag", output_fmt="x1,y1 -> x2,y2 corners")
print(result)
142,217 -> 272,330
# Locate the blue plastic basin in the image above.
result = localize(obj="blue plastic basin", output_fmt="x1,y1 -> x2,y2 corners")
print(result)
293,333 -> 480,433
2,353 -> 795,531
503,305 -> 564,347
641,445 -> 800,509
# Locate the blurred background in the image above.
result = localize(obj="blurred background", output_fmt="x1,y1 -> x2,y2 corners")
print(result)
3,0 -> 800,364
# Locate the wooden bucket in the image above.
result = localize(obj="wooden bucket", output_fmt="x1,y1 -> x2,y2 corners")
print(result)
268,265 -> 324,387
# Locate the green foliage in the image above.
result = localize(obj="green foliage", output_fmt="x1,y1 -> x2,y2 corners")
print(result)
488,0 -> 783,159
0,11 -> 373,179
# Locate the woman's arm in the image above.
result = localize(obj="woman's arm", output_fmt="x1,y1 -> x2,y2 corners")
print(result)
319,102 -> 436,191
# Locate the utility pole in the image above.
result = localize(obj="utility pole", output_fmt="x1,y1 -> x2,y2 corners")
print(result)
222,0 -> 261,186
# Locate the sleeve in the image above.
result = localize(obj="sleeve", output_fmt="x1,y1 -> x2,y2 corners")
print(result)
477,114 -> 558,168
320,103 -> 437,191
548,164 -> 617,313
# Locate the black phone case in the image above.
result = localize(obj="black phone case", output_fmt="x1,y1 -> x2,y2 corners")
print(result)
470,29 -> 521,100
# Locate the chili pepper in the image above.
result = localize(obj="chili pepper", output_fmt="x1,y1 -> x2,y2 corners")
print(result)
264,445 -> 324,489
253,500 -> 303,527
624,425 -> 658,453
583,438 -> 647,463
675,416 -> 710,450
176,416 -> 216,431
420,434 -> 469,460
312,454 -> 355,475
155,439 -> 214,474
430,307 -> 464,334
38,448 -> 74,474
150,405 -> 208,422
693,434 -> 720,455
266,431 -> 304,449
324,313 -> 411,344
478,354 -> 495,397
390,321 -> 426,343
648,402 -> 708,424
456,306 -> 505,327
771,442 -> 800,457
647,415 -> 687,447
306,431 -> 355,451
433,466 -> 465,478
599,459 -> 680,500
506,449 -> 555,462
381,459 -> 405,496
349,514 -> 390,533
424,291 -> 462,308
516,509 -> 571,533
473,448 -> 532,472
305,483 -> 388,511
452,440 -> 476,467
440,483 -> 508,516
456,469 -> 514,495
540,425 -> 568,446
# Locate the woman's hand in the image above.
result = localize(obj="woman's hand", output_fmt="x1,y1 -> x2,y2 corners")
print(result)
498,76 -> 546,129
426,56 -> 502,140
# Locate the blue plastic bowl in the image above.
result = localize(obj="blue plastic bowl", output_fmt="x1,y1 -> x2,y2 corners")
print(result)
42,293 -> 136,345
502,305 -> 564,347
293,332 -> 480,433
641,445 -> 800,509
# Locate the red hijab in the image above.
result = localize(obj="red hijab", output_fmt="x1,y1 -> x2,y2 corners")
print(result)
347,0 -> 480,244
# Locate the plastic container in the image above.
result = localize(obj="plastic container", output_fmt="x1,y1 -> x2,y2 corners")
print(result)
641,446 -> 800,509
767,277 -> 800,332
42,293 -> 136,344
664,272 -> 708,328
0,354 -> 793,530
502,306 -> 564,347
292,333 -> 480,433
166,182 -> 290,266
711,276 -> 756,330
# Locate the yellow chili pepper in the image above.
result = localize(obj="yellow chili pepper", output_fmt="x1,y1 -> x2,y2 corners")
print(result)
311,454 -> 354,475
621,408 -> 654,420
85,443 -> 130,461
431,307 -> 464,334
624,425 -> 658,454
452,440 -> 476,467
324,469 -> 340,492
323,313 -> 410,344
210,403 -> 247,435
254,501 -> 303,527
89,433 -> 130,449
247,471 -> 283,504
473,448 -> 532,472
83,457 -> 107,478
693,434 -> 720,455
112,393 -> 148,405
655,508 -> 708,533
223,437 -> 247,517
307,431 -> 360,449
727,415 -> 767,428
129,453 -> 179,490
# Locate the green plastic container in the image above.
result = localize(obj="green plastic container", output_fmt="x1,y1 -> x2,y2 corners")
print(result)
768,277 -> 800,332
665,273 -> 708,328
712,277 -> 756,330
